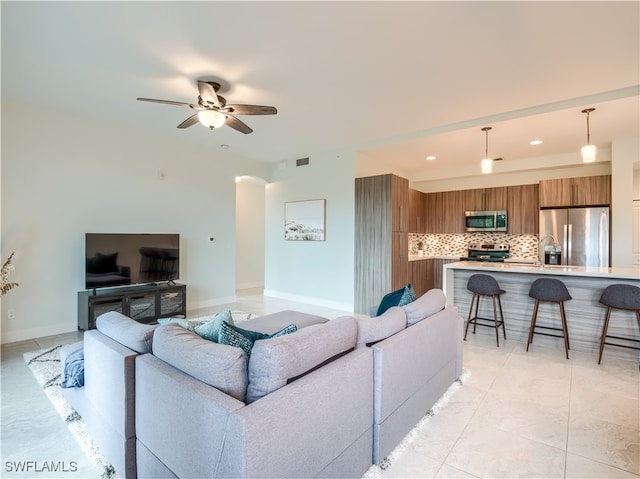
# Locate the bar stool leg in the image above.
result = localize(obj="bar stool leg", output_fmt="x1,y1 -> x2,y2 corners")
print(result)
473,295 -> 480,334
527,300 -> 540,351
598,307 -> 612,365
464,294 -> 477,340
497,295 -> 506,340
559,301 -> 570,360
492,296 -> 499,347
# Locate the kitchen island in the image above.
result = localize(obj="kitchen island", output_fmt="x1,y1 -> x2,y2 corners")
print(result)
443,262 -> 640,361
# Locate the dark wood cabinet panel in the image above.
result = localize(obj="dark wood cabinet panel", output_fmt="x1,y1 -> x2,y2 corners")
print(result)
464,187 -> 507,211
442,190 -> 466,233
392,232 -> 409,290
392,175 -> 409,232
408,188 -> 427,233
539,175 -> 610,207
409,259 -> 434,297
432,259 -> 459,290
507,184 -> 539,234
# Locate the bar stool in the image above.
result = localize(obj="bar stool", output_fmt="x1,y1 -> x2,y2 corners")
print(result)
598,284 -> 640,364
527,278 -> 572,359
464,274 -> 506,347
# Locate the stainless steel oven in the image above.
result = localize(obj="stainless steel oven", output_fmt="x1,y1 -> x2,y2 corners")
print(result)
464,210 -> 507,232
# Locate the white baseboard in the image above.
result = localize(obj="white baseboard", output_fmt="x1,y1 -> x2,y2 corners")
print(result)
188,295 -> 238,312
263,289 -> 353,313
1,322 -> 77,344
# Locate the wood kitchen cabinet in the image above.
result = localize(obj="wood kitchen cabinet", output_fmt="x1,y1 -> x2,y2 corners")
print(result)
355,174 -> 410,314
507,184 -> 539,234
432,258 -> 459,290
425,190 -> 465,233
464,186 -> 508,211
409,259 -> 434,297
408,188 -> 427,233
539,175 -> 611,208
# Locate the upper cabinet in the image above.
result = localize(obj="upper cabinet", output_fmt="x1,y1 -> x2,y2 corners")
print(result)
391,175 -> 409,232
408,188 -> 427,233
507,184 -> 539,234
464,186 -> 508,212
539,175 -> 611,208
424,191 -> 465,233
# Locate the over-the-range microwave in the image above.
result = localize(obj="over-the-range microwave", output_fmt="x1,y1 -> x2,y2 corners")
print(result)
464,210 -> 507,232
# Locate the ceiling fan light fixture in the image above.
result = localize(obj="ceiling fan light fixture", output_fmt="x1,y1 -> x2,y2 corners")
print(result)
581,107 -> 596,163
198,110 -> 226,129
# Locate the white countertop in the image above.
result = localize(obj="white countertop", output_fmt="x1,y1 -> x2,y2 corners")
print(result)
408,255 -> 460,262
444,261 -> 640,281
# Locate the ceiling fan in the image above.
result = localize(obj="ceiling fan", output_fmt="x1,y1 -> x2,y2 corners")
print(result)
137,80 -> 277,134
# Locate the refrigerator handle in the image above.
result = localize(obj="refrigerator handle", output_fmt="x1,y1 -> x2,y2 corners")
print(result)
563,224 -> 568,265
567,223 -> 573,265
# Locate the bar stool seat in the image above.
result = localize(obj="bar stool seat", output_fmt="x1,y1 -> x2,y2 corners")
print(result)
598,284 -> 640,364
464,274 -> 506,347
527,278 -> 572,359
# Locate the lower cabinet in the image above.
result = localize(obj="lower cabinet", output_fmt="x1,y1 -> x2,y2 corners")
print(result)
432,259 -> 459,290
409,259 -> 434,297
78,283 -> 186,330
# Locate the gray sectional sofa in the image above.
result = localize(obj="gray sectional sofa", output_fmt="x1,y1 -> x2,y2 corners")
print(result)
61,289 -> 463,478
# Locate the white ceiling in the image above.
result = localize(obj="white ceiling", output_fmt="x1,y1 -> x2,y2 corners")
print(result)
2,2 -> 639,182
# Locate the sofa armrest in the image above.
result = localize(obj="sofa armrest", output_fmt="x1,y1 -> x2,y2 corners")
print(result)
84,329 -> 138,439
372,305 -> 461,423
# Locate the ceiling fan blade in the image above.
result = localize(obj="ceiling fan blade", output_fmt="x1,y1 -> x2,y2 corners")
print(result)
177,113 -> 200,129
197,81 -> 220,107
224,114 -> 253,134
137,97 -> 200,109
224,104 -> 277,115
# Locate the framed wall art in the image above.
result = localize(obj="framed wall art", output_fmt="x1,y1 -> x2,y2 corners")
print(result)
284,199 -> 326,241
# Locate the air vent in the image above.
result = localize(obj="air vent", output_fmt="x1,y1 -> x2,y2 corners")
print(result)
296,157 -> 310,167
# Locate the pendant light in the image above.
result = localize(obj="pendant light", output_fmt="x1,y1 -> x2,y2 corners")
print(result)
581,108 -> 596,163
481,127 -> 493,174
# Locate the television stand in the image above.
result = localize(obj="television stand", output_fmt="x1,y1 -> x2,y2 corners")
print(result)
78,283 -> 186,330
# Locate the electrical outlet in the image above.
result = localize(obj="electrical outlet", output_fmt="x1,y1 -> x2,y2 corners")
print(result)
7,309 -> 16,320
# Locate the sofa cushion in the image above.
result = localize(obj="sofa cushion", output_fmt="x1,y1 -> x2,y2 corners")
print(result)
96,311 -> 157,354
245,316 -> 358,403
402,288 -> 447,326
218,321 -> 297,357
376,284 -> 416,316
356,307 -> 406,348
240,310 -> 328,334
152,323 -> 248,402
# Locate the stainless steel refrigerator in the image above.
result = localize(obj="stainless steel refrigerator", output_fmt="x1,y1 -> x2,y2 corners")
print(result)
539,207 -> 610,267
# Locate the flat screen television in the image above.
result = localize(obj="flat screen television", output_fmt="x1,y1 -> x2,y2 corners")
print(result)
85,233 -> 180,289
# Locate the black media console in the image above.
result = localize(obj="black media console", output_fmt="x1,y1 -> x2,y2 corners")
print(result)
77,282 -> 186,330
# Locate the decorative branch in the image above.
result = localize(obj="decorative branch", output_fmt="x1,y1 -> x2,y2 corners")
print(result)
1,252 -> 19,297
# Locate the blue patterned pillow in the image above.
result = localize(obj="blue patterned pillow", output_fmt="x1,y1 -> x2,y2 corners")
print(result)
193,310 -> 234,342
218,321 -> 297,357
376,284 -> 416,316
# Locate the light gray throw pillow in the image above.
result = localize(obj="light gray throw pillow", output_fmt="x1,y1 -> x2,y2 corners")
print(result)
96,311 -> 157,354
402,288 -> 447,326
355,307 -> 406,348
245,316 -> 358,403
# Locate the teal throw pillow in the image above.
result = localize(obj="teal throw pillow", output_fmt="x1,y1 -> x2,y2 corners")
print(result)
376,284 -> 416,316
218,321 -> 297,357
193,310 -> 234,342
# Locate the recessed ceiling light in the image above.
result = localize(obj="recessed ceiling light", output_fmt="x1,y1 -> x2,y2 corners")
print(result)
530,139 -> 543,145
425,155 -> 436,161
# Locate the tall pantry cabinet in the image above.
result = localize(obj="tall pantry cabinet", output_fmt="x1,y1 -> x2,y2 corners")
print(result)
355,174 -> 409,314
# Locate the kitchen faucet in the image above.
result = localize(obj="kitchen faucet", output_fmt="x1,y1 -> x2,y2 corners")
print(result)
539,234 -> 558,266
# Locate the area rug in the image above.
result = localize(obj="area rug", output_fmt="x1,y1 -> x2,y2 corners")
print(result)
24,345 -> 118,479
23,310 -> 254,479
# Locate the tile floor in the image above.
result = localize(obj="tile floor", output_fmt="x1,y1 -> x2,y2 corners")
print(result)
1,289 -> 639,479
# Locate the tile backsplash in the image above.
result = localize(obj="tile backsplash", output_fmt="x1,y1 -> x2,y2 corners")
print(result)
409,233 -> 539,260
